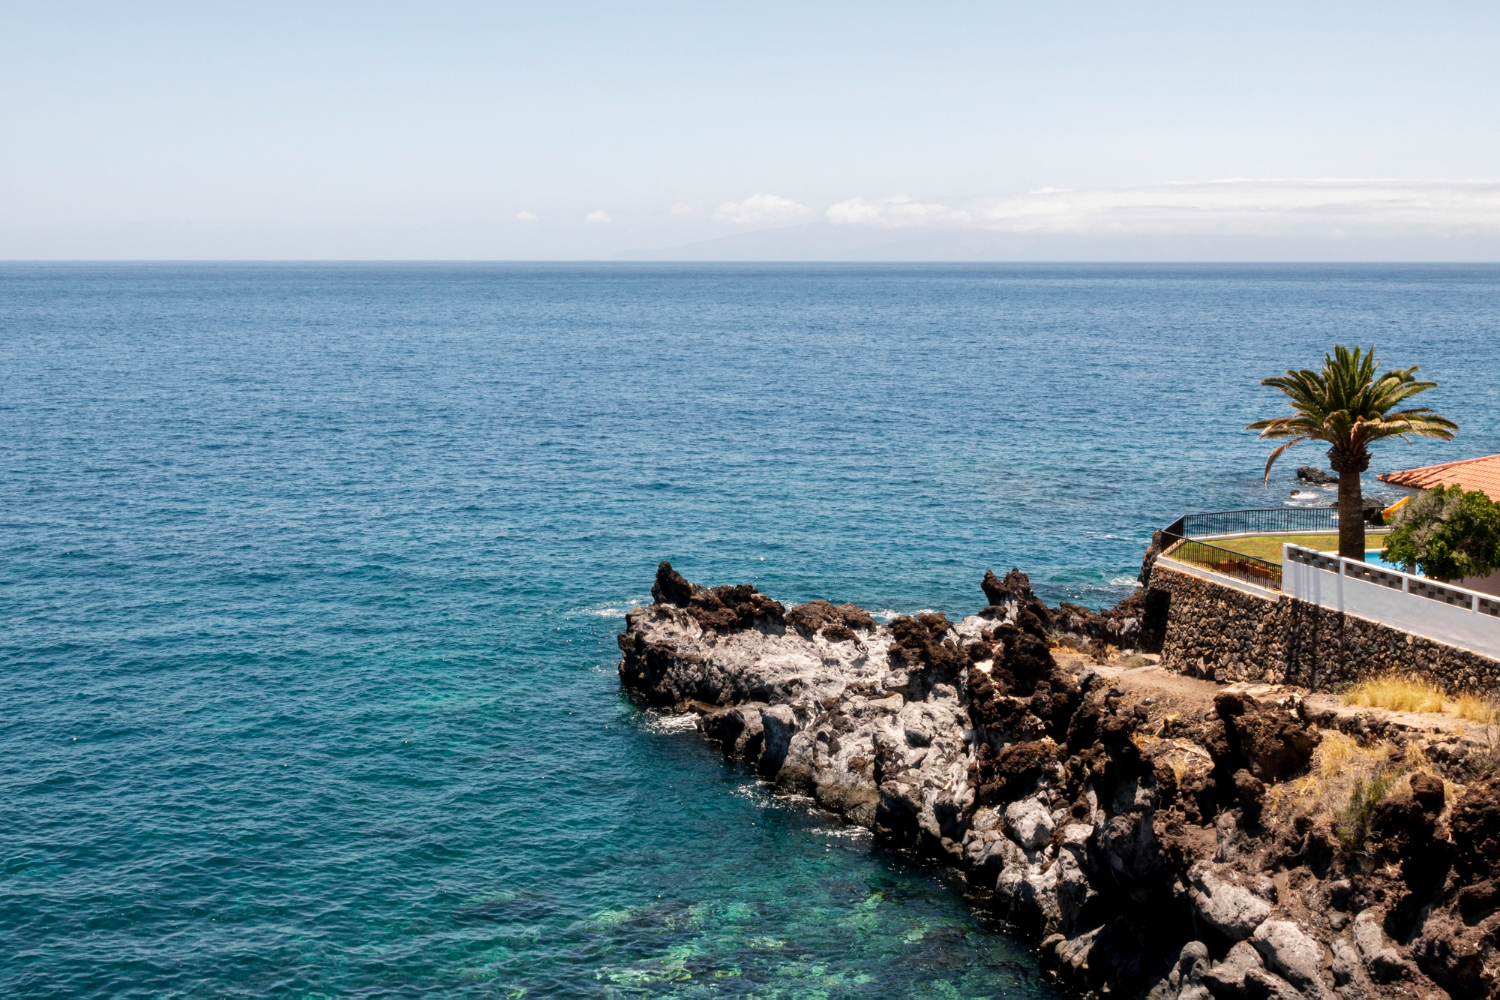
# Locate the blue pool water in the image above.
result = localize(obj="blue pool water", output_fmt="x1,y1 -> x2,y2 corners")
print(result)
3,263 -> 1498,998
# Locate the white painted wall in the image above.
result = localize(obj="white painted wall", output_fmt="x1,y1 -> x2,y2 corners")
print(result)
1461,569 -> 1500,598
1282,544 -> 1500,660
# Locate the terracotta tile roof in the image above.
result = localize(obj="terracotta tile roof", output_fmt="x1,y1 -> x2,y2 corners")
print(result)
1377,453 -> 1500,500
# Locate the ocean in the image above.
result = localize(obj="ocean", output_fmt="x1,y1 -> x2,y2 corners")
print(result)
3,263 -> 1497,997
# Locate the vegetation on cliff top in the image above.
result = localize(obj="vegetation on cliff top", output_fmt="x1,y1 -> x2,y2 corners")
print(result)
1248,344 -> 1457,560
1382,483 -> 1500,582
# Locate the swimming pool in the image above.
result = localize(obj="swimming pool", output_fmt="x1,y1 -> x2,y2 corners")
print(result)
1364,551 -> 1409,572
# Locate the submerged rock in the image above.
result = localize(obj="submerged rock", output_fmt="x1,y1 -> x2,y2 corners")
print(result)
618,561 -> 1483,999
1297,466 -> 1338,485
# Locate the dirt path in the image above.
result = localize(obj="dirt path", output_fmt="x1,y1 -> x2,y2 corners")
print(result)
1053,648 -> 1496,750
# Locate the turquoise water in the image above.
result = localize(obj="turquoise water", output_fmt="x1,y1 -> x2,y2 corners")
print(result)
3,264 -> 1498,998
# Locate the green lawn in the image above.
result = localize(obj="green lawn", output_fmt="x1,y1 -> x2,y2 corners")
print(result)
1191,532 -> 1389,564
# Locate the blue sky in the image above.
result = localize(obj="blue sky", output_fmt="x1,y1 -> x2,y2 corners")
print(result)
3,1 -> 1499,259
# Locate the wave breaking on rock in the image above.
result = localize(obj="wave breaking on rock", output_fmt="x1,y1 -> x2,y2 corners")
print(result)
618,561 -> 1500,999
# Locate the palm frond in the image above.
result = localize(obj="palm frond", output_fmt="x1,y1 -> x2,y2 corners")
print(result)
1248,343 -> 1458,478
1261,437 -> 1306,483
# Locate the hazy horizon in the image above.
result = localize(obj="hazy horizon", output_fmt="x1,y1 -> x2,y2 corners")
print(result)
4,2 -> 1499,261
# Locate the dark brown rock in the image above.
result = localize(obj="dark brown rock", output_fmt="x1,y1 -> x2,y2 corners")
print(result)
651,560 -> 695,606
1233,768 -> 1266,824
1371,792 -> 1434,849
1213,693 -> 1319,784
1457,880 -> 1500,924
650,562 -> 787,633
971,739 -> 1059,805
620,561 -> 1472,1000
1452,774 -> 1500,881
1409,771 -> 1445,814
786,599 -> 876,638
887,613 -> 968,697
981,567 -> 1053,628
1053,586 -> 1168,655
1412,909 -> 1494,999
820,623 -> 857,642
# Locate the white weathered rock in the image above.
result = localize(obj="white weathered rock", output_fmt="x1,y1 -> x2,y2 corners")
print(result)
971,805 -> 1001,832
1055,827 -> 1098,934
1054,925 -> 1107,983
1202,939 -> 1265,996
1330,934 -> 1369,993
1252,920 -> 1332,999
701,703 -> 764,757
1188,863 -> 1272,941
1243,967 -> 1305,1000
757,704 -> 799,778
618,570 -> 1399,1000
1353,908 -> 1409,982
1148,941 -> 1212,1000
1005,795 -> 1056,850
1062,822 -> 1094,846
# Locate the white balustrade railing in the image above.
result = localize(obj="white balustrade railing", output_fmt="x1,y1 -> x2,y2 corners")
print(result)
1282,544 -> 1500,659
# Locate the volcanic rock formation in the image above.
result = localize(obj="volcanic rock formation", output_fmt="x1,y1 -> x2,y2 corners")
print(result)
619,562 -> 1496,999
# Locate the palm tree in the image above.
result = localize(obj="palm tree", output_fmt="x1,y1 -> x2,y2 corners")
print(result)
1248,345 -> 1457,560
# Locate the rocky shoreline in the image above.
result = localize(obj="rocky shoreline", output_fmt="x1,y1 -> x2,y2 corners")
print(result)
618,561 -> 1500,999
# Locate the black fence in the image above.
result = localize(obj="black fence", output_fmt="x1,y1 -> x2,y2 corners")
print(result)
1168,538 -> 1283,590
1163,507 -> 1339,542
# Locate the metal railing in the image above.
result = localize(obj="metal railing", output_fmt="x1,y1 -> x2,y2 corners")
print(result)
1167,507 -> 1338,542
1166,538 -> 1283,591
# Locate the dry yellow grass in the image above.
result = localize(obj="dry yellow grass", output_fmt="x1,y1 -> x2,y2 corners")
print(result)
1344,675 -> 1445,713
1268,728 -> 1450,844
1455,694 -> 1498,724
1272,730 -> 1398,826
1319,731 -> 1356,777
1343,674 -> 1500,727
1402,740 -> 1429,770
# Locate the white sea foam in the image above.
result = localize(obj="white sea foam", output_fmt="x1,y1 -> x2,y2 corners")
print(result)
641,711 -> 701,734
1108,576 -> 1141,588
576,596 -> 649,619
811,825 -> 873,841
870,607 -> 938,623
731,783 -> 777,808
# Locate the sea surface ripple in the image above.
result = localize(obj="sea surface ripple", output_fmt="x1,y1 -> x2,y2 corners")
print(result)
3,263 -> 1497,997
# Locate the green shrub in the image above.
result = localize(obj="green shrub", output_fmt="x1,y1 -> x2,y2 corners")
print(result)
1335,772 -> 1394,851
1382,484 -> 1500,581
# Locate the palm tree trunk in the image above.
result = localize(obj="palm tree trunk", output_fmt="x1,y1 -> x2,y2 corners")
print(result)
1338,470 -> 1366,560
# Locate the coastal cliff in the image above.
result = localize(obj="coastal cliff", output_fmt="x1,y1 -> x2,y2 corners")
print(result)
619,562 -> 1500,999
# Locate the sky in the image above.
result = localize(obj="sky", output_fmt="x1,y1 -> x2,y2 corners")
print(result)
2,1 -> 1499,260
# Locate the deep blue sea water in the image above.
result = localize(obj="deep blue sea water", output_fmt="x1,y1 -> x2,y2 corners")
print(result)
3,263 -> 1498,998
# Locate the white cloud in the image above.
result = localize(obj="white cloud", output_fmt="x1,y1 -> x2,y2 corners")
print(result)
712,193 -> 816,227
826,195 -> 972,228
584,210 -> 611,224
670,203 -> 692,214
516,211 -> 537,222
969,180 -> 1500,234
822,180 -> 1500,235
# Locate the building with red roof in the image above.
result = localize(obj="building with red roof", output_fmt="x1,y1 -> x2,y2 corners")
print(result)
1378,453 -> 1500,500
1378,453 -> 1500,595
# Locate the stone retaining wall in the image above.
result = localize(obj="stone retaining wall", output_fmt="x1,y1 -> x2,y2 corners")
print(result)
1150,560 -> 1500,694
